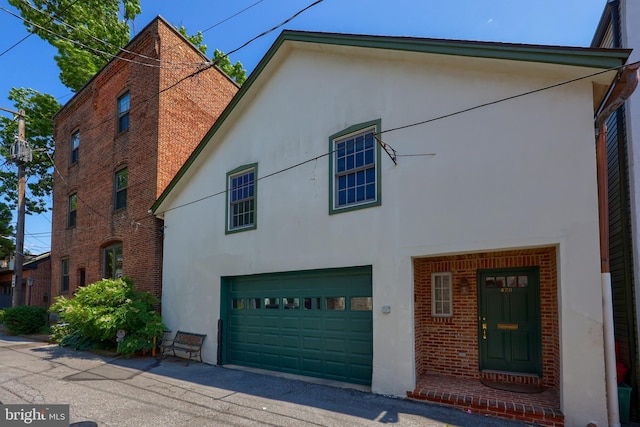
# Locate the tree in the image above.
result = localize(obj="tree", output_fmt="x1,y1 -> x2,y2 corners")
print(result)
0,203 -> 15,259
1,3 -> 242,217
8,0 -> 142,92
213,49 -> 247,86
177,27 -> 247,85
0,88 -> 60,214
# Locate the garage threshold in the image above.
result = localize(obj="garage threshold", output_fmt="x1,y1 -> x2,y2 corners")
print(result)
224,364 -> 372,393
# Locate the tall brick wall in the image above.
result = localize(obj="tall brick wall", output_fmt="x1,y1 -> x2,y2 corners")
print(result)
25,257 -> 52,308
414,247 -> 560,389
50,17 -> 238,301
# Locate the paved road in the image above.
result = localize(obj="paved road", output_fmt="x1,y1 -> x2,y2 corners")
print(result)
0,335 -> 528,426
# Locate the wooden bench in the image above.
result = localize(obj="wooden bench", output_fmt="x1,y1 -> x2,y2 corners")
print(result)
160,331 -> 206,365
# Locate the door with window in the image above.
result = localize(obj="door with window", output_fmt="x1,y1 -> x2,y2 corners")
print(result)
478,267 -> 542,375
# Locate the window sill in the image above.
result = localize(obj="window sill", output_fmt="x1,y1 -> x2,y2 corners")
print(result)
329,199 -> 381,215
225,224 -> 256,235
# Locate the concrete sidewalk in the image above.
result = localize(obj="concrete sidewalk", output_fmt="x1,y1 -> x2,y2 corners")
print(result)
0,335 -> 528,426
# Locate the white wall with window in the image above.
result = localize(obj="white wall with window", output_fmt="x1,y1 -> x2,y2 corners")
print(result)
154,34 -> 620,425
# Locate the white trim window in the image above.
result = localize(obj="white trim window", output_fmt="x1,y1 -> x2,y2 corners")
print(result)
432,272 -> 453,317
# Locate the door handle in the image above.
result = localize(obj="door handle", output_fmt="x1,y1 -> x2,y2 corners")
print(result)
482,322 -> 487,340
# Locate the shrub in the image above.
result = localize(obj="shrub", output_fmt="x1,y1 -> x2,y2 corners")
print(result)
3,305 -> 47,335
0,309 -> 5,323
50,278 -> 166,357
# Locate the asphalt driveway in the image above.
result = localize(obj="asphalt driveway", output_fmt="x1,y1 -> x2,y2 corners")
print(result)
0,335 -> 528,426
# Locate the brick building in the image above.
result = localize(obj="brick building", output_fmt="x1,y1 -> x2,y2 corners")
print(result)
0,253 -> 51,309
51,16 -> 237,300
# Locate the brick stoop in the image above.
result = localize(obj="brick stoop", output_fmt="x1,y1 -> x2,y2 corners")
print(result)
408,373 -> 564,427
481,369 -> 543,387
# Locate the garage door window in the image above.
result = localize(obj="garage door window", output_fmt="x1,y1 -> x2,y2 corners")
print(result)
284,298 -> 300,309
326,297 -> 346,310
247,298 -> 261,309
351,297 -> 373,311
265,297 -> 279,309
304,297 -> 321,310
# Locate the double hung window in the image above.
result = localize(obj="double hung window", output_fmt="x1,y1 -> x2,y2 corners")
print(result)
226,164 -> 257,233
329,119 -> 381,214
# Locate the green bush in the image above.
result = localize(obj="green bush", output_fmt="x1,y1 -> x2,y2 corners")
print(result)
3,305 -> 47,335
0,309 -> 5,323
50,278 -> 166,357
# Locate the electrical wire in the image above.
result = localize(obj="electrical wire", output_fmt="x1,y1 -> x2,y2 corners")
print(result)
0,0 -> 82,59
378,61 -> 638,136
48,0 -> 326,145
17,0 -> 208,68
202,0 -> 265,33
155,60 -> 637,216
0,5 -> 203,70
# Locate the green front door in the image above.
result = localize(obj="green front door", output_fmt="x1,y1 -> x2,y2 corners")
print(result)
478,267 -> 542,375
221,266 -> 373,385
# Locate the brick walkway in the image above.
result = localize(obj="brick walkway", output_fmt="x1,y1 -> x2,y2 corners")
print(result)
407,373 -> 563,427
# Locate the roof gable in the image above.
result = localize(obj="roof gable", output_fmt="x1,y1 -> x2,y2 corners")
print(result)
152,30 -> 631,214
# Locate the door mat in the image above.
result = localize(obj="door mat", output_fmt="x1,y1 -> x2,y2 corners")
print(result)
480,379 -> 545,394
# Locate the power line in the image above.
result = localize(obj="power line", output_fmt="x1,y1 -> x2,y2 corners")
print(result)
0,0 -> 82,59
202,0 -> 265,34
0,5 -> 202,70
378,61 -> 638,136
52,0 -> 326,145
0,33 -> 32,59
224,0 -> 323,60
17,0 -> 207,68
155,61 -> 635,216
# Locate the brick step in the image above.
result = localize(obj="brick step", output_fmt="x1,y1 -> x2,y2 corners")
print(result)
407,388 -> 564,427
480,369 -> 542,387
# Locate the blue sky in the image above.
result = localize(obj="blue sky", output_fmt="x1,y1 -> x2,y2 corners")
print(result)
0,0 -> 610,253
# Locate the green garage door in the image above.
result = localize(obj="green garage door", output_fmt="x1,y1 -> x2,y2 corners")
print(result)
221,266 -> 372,385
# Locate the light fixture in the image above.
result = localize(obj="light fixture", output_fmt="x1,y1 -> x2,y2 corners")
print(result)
27,276 -> 34,287
460,277 -> 469,295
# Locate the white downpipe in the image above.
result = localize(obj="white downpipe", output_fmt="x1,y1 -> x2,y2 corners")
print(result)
602,272 -> 620,427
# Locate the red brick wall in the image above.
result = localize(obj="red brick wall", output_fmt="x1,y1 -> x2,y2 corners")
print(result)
414,247 -> 560,389
50,18 -> 238,301
25,257 -> 52,308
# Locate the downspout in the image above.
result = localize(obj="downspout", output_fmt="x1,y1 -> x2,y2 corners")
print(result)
595,62 -> 639,427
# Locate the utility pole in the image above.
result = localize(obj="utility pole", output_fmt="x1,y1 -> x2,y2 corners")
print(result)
6,108 -> 30,307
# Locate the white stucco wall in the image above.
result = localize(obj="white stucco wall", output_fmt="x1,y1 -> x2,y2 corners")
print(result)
159,45 -> 607,425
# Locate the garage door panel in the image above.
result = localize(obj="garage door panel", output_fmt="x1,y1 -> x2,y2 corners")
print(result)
302,317 -> 322,331
325,360 -> 347,377
350,363 -> 373,380
261,353 -> 280,368
301,358 -> 322,374
325,318 -> 346,331
350,317 -> 373,332
281,334 -> 300,349
225,266 -> 372,385
325,338 -> 347,353
281,317 -> 300,330
281,355 -> 299,370
245,333 -> 262,345
243,315 -> 263,327
302,336 -> 322,351
349,340 -> 373,356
